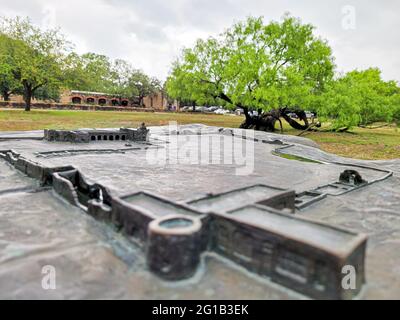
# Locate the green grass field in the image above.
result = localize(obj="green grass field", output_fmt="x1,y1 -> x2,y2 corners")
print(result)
1,109 -> 399,160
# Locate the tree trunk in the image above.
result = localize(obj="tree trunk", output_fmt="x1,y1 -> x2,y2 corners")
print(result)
242,106 -> 251,123
23,84 -> 32,112
239,107 -> 312,133
281,110 -> 309,131
24,94 -> 32,112
239,109 -> 278,132
139,96 -> 145,107
2,91 -> 10,102
212,91 -> 312,133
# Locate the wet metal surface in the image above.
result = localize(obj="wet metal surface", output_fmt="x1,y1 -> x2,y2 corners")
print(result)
0,124 -> 399,299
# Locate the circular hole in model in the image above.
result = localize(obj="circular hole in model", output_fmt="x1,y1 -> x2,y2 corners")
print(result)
159,218 -> 194,229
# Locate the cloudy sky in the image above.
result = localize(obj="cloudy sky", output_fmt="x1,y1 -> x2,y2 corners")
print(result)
0,0 -> 398,82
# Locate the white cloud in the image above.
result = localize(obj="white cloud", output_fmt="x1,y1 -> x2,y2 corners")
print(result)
0,0 -> 398,83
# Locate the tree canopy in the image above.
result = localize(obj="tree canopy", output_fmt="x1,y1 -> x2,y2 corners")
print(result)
1,13 -> 399,127
63,52 -> 115,94
166,15 -> 400,131
166,16 -> 334,113
127,70 -> 161,106
318,68 -> 400,129
63,54 -> 161,105
0,17 -> 68,110
0,34 -> 23,101
0,16 -> 162,110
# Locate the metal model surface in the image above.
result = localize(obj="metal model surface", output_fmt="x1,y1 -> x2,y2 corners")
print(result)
44,123 -> 149,143
0,124 -> 398,300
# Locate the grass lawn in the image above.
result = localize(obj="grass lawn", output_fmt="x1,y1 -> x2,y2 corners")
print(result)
0,108 -> 399,160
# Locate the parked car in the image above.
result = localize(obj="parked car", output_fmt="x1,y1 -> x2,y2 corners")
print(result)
201,106 -> 214,113
194,106 -> 203,112
235,108 -> 244,115
287,112 -> 298,119
215,108 -> 230,115
208,106 -> 219,112
305,111 -> 315,119
180,106 -> 191,112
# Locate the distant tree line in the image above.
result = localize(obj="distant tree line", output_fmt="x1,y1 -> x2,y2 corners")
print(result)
0,17 -> 162,111
1,15 -> 399,129
166,15 -> 400,131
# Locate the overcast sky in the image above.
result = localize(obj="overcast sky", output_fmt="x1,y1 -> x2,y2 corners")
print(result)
0,0 -> 399,82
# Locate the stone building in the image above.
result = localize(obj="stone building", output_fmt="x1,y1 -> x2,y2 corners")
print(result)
60,90 -> 131,107
1,89 -> 169,110
62,90 -> 169,110
142,91 -> 169,110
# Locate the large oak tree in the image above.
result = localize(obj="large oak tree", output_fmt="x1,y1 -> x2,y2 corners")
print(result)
0,17 -> 69,111
166,15 -> 335,131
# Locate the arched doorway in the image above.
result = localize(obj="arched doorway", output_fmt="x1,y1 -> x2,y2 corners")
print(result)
86,97 -> 95,104
98,98 -> 107,105
121,100 -> 129,107
72,97 -> 82,104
